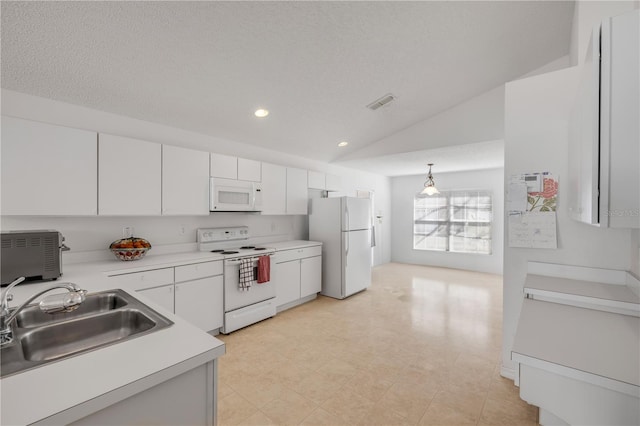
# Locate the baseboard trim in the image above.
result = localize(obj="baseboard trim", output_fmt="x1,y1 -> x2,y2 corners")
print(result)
500,366 -> 516,381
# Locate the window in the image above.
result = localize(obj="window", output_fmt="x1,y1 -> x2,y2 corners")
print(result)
414,190 -> 492,254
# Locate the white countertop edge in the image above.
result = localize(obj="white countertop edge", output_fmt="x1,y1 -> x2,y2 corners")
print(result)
512,352 -> 640,398
1,292 -> 226,426
33,348 -> 224,426
101,253 -> 225,276
524,287 -> 640,316
527,261 -> 628,285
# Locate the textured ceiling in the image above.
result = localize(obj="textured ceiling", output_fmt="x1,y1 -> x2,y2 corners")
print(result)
1,1 -> 574,169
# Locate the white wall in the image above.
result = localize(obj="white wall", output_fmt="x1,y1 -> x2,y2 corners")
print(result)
1,90 -> 391,265
501,67 -> 636,377
390,168 -> 504,275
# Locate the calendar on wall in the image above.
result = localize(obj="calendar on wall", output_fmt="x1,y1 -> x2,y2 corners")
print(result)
507,172 -> 558,249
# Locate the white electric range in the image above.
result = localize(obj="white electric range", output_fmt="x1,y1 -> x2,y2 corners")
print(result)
197,227 -> 275,333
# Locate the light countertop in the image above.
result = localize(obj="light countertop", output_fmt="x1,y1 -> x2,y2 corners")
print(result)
525,274 -> 640,304
267,240 -> 322,251
512,298 -> 639,392
1,250 -> 231,425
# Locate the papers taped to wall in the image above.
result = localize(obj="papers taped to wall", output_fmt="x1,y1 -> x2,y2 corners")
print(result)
507,172 -> 558,249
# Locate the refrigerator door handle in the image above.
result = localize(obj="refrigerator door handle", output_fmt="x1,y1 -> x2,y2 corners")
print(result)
345,204 -> 350,231
345,232 -> 349,267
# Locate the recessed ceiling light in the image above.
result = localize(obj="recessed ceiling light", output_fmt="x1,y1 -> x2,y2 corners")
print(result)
254,108 -> 269,118
338,141 -> 349,147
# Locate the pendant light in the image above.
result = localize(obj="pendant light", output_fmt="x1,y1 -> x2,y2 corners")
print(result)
420,163 -> 440,195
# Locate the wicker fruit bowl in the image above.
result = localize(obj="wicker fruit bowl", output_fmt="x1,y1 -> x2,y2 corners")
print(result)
109,237 -> 152,261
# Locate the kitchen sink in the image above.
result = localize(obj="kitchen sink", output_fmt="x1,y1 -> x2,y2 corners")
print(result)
1,289 -> 173,378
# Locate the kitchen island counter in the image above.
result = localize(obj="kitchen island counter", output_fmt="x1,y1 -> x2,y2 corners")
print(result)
1,253 -> 226,425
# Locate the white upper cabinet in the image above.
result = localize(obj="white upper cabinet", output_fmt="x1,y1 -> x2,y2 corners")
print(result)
569,10 -> 639,228
603,10 -> 639,228
210,153 -> 237,179
210,153 -> 261,182
260,162 -> 286,215
308,171 -> 342,192
238,158 -> 261,182
286,167 -> 308,215
308,171 -> 326,190
98,134 -> 161,215
1,116 -> 97,216
162,145 -> 210,215
325,174 -> 343,192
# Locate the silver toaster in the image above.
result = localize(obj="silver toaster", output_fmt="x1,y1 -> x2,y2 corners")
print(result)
1,230 -> 68,285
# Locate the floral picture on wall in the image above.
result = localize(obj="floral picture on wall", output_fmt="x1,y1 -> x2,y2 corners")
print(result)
528,176 -> 558,212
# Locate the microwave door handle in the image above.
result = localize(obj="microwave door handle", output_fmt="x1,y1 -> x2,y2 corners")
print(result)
251,182 -> 257,210
252,183 -> 256,209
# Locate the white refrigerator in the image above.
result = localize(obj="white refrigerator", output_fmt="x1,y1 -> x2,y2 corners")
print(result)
309,197 -> 372,299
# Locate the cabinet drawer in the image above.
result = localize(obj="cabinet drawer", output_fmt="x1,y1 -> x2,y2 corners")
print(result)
109,268 -> 174,291
175,261 -> 223,283
274,245 -> 322,263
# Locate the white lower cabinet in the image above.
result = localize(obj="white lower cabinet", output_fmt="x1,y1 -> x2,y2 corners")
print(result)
69,362 -> 215,426
274,245 -> 322,311
275,260 -> 301,307
175,276 -> 223,332
109,260 -> 223,332
138,285 -> 174,313
300,256 -> 322,298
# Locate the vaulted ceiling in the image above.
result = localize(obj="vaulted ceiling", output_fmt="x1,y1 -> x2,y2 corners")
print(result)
1,1 -> 574,174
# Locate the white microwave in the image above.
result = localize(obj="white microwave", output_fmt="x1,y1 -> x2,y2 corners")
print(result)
210,178 -> 262,212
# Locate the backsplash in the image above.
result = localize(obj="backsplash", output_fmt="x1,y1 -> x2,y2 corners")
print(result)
1,214 -> 308,262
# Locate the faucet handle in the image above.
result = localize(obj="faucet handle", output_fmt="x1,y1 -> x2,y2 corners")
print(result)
6,294 -> 13,303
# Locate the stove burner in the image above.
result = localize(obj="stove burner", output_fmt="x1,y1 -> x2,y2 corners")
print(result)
210,249 -> 225,253
254,247 -> 267,251
222,251 -> 239,255
240,246 -> 256,249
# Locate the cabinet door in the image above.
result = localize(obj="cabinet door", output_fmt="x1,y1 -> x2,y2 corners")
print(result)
1,116 -> 98,215
137,285 -> 174,313
274,260 -> 301,307
606,11 -> 639,228
98,134 -> 161,215
300,256 -> 322,298
308,171 -> 326,190
238,158 -> 261,182
325,174 -> 343,192
286,167 -> 308,215
260,162 -> 286,215
175,276 -> 223,332
210,153 -> 237,179
162,145 -> 210,215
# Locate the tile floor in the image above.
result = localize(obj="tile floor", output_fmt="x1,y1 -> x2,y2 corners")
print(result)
216,263 -> 538,425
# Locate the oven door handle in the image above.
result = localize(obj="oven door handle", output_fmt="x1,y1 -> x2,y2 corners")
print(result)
224,254 -> 272,265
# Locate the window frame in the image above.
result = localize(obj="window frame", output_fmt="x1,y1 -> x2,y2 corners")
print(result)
413,189 -> 493,255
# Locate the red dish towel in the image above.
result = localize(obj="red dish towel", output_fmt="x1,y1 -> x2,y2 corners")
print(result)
257,255 -> 270,284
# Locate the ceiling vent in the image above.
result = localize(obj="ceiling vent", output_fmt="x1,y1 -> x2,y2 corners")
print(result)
366,93 -> 396,110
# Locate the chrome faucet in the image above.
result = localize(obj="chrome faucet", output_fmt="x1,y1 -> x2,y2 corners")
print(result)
0,277 -> 87,345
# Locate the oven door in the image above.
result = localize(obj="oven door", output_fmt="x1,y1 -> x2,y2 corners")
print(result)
224,255 -> 274,312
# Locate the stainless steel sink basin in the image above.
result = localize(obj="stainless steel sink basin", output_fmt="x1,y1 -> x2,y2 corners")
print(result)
1,289 -> 173,377
15,291 -> 129,328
